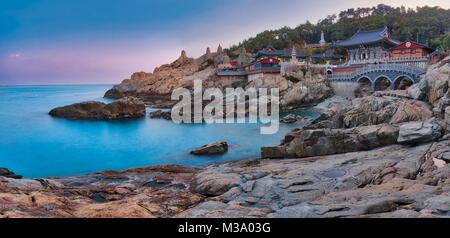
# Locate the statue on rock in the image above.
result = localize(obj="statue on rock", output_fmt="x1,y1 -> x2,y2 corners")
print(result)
320,31 -> 326,46
291,46 -> 298,63
180,50 -> 187,59
237,46 -> 252,66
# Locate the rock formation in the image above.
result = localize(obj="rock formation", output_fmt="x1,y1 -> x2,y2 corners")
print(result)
3,139 -> 449,218
423,57 -> 450,112
191,142 -> 229,156
0,165 -> 203,218
149,110 -> 172,120
281,66 -> 333,110
4,42 -> 449,219
183,140 -> 450,218
262,124 -> 399,159
343,96 -> 432,128
49,97 -> 146,120
104,48 -> 238,108
397,118 -> 443,144
0,168 -> 22,179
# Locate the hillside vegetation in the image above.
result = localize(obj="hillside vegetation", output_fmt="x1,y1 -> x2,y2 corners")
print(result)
228,4 -> 450,54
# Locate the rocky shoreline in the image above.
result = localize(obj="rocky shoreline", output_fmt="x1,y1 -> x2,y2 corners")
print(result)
0,138 -> 448,218
1,55 -> 448,218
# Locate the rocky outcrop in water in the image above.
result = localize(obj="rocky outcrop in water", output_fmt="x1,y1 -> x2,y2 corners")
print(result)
103,48 -> 242,107
191,142 -> 228,156
0,168 -> 22,179
49,97 -> 146,120
280,114 -> 304,124
149,110 -> 172,120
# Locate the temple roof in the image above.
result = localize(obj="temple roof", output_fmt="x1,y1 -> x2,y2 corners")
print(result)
254,46 -> 308,59
335,26 -> 400,48
311,50 -> 344,59
391,41 -> 432,51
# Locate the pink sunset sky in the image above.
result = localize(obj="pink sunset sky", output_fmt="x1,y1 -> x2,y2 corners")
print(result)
1,0 -> 449,85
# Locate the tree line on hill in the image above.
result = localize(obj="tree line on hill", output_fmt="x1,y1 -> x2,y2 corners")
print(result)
227,4 -> 450,55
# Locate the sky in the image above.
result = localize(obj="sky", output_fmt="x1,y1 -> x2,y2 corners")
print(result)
1,0 -> 450,85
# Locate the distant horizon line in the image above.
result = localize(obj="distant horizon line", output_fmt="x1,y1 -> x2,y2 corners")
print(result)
0,82 -> 117,87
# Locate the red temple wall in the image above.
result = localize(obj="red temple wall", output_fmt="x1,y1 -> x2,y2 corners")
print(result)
391,48 -> 428,59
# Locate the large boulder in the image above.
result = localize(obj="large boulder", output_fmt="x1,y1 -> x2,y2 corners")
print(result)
49,97 -> 146,120
262,124 -> 399,159
343,96 -> 398,128
308,96 -> 351,129
397,118 -> 443,144
191,142 -> 228,156
389,100 -> 433,124
406,79 -> 427,100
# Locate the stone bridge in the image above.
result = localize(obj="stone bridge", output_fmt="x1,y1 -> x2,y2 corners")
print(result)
328,64 -> 427,91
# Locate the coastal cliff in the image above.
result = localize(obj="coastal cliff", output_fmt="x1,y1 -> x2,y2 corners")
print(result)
103,47 -> 332,110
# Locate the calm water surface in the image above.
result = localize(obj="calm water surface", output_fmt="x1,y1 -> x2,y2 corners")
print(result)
0,85 -> 317,178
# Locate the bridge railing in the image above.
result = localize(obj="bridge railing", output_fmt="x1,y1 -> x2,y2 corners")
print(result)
328,63 -> 426,81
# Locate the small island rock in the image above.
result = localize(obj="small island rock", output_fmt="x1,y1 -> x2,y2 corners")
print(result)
191,142 -> 229,156
49,97 -> 146,120
149,110 -> 172,120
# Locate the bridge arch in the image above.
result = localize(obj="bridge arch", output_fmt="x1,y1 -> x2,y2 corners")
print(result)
356,76 -> 372,96
373,75 -> 392,91
393,75 -> 414,90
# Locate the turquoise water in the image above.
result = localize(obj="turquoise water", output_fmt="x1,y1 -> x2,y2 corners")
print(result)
0,85 -> 316,178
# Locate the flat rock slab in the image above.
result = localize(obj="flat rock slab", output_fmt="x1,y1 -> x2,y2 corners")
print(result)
181,141 -> 450,218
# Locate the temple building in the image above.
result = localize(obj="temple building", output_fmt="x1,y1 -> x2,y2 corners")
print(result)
335,26 -> 400,65
330,27 -> 436,93
389,41 -> 432,68
253,45 -> 309,62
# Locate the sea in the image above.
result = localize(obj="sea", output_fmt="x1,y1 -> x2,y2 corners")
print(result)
0,85 -> 318,178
